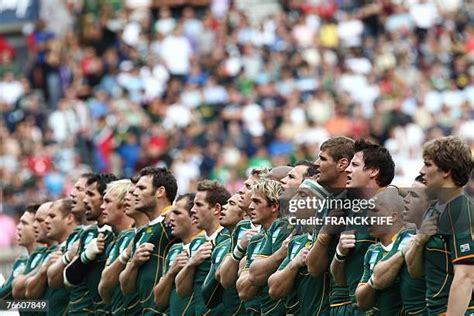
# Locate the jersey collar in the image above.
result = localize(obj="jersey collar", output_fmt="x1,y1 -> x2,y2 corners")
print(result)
205,225 -> 223,246
149,205 -> 174,226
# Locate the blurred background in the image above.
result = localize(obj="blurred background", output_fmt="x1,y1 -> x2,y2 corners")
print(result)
0,0 -> 474,270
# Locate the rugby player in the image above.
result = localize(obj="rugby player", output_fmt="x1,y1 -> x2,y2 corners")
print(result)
175,180 -> 231,315
219,168 -> 268,290
405,136 -> 474,315
153,193 -> 202,315
47,173 -> 95,289
355,187 -> 406,314
119,167 -> 179,315
330,139 -> 395,315
305,137 -> 355,315
12,201 -> 54,299
63,173 -> 117,315
24,198 -> 79,315
0,204 -> 40,300
370,175 -> 428,315
202,193 -> 246,315
98,179 -> 145,314
235,178 -> 284,315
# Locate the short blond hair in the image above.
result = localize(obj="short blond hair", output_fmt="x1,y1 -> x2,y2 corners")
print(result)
252,178 -> 283,206
105,179 -> 132,204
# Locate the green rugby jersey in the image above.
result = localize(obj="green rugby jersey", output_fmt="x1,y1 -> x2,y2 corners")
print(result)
167,235 -> 206,316
256,218 -> 294,316
131,213 -> 178,315
231,219 -> 255,251
380,227 -> 426,315
423,194 -> 474,315
0,255 -> 28,299
279,233 -> 329,316
327,237 -> 351,310
359,238 -> 403,315
202,237 -> 245,315
67,224 -> 115,315
243,232 -> 265,315
190,228 -> 230,315
344,209 -> 377,307
104,228 -> 136,315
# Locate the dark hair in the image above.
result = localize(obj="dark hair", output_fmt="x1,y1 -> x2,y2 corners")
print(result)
25,203 -> 41,215
80,172 -> 95,181
320,137 -> 355,162
196,180 -> 231,208
139,167 -> 178,203
130,175 -> 140,184
176,193 -> 196,214
86,173 -> 118,197
354,139 -> 395,187
294,160 -> 318,178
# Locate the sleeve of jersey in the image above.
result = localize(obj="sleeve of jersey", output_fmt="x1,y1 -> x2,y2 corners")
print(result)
0,259 -> 22,299
105,239 -> 120,266
244,237 -> 262,270
358,248 -> 373,285
448,197 -> 474,264
64,232 -> 97,287
202,249 -> 224,309
271,222 -> 294,253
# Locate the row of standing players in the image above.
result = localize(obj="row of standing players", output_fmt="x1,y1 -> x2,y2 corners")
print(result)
0,136 -> 473,315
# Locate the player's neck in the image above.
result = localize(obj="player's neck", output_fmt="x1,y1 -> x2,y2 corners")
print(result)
82,217 -> 96,226
57,224 -> 77,244
436,186 -> 462,204
26,242 -> 37,254
133,214 -> 148,227
380,222 -> 404,246
204,221 -> 221,237
113,216 -> 134,232
149,200 -> 171,220
182,227 -> 200,244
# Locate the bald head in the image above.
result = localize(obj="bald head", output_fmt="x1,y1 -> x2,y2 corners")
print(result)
34,201 -> 54,244
266,166 -> 292,182
374,186 -> 405,216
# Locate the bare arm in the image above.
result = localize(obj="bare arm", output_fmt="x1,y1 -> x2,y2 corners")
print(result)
355,282 -> 376,311
307,234 -> 332,277
99,248 -> 130,304
12,274 -> 29,299
248,242 -> 288,287
175,243 -> 212,298
26,252 -> 61,298
446,264 -> 474,316
154,252 -> 187,309
405,217 -> 437,278
48,241 -> 79,289
330,231 -> 355,286
120,243 -> 154,295
372,247 -> 406,289
268,248 -> 308,300
236,270 -> 260,302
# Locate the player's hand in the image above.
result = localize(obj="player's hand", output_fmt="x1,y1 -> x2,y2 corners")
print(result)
132,243 -> 155,267
169,251 -> 189,274
417,214 -> 438,244
293,247 -> 309,268
190,242 -> 213,266
337,230 -> 356,256
96,233 -> 106,254
48,251 -> 62,265
67,240 -> 80,260
238,228 -> 259,250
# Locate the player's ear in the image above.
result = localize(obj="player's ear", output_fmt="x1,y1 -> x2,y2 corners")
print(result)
337,158 -> 349,172
155,186 -> 166,199
214,203 -> 222,216
369,168 -> 380,180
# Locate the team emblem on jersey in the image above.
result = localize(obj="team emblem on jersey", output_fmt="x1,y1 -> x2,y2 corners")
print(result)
146,227 -> 153,234
369,251 -> 379,271
460,243 -> 470,253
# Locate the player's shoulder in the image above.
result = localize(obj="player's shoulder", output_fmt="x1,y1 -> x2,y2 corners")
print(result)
169,242 -> 184,253
235,219 -> 252,230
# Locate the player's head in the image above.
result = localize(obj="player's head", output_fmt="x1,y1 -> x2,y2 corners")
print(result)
220,193 -> 246,229
420,136 -> 472,191
266,166 -> 292,182
101,179 -> 132,227
249,178 -> 283,230
345,139 -> 394,189
280,160 -> 314,190
124,178 -> 148,226
134,167 -> 178,214
367,187 -> 404,238
315,137 -> 354,188
84,173 -> 117,223
169,193 -> 197,240
403,175 -> 430,228
45,198 -> 77,243
70,173 -> 94,219
191,180 -> 230,231
238,167 -> 269,214
33,201 -> 54,244
17,204 -> 40,248
287,178 -> 331,232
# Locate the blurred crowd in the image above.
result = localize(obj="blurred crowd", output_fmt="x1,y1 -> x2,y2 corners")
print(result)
1,0 -> 474,242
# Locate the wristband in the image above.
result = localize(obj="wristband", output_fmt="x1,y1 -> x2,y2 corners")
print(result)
232,245 -> 245,261
368,275 -> 376,288
334,252 -> 346,263
62,252 -> 72,265
335,247 -> 347,259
